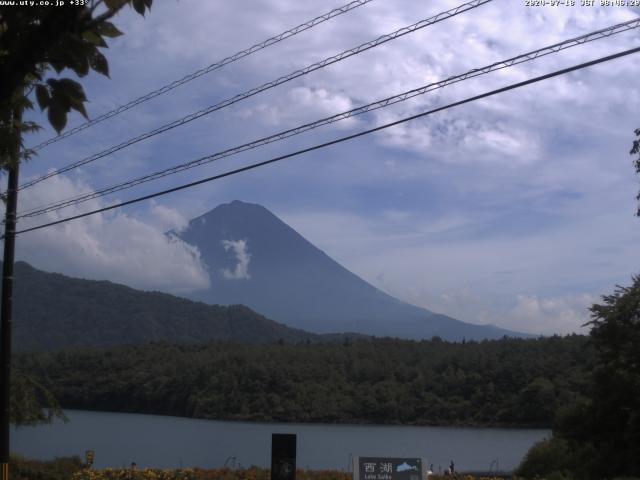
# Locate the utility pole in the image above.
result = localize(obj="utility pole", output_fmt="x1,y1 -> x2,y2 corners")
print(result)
0,109 -> 21,480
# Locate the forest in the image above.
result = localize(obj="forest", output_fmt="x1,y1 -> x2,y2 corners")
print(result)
17,334 -> 591,428
7,261 -> 328,352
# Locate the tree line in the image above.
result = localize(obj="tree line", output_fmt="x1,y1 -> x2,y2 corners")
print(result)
17,334 -> 592,428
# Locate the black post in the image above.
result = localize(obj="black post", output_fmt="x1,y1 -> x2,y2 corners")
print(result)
0,161 -> 19,480
271,433 -> 296,480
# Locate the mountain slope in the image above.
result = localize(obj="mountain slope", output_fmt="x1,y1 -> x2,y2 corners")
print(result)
178,200 -> 525,340
5,261 -> 322,352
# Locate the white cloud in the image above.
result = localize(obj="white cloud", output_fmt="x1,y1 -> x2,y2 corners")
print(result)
400,286 -> 597,335
149,200 -> 188,233
409,287 -> 597,335
236,86 -> 358,129
221,239 -> 252,280
375,112 -> 432,154
507,293 -> 597,335
5,174 -> 210,294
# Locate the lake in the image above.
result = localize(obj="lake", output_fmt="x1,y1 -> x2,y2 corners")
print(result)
13,410 -> 549,473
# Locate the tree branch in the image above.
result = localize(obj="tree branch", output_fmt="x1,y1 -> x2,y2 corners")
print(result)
85,2 -> 128,31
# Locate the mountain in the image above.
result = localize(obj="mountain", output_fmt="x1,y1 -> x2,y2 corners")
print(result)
5,261 -> 327,352
177,200 -> 526,340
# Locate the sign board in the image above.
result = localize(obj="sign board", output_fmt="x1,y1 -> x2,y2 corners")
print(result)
271,433 -> 296,480
353,457 -> 424,480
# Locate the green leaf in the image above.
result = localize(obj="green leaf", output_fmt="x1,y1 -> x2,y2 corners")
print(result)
49,91 -> 71,113
22,96 -> 34,111
18,121 -> 42,135
89,50 -> 109,77
72,54 -> 90,77
35,84 -> 50,111
55,33 -> 92,77
96,21 -> 123,38
82,30 -> 108,48
47,104 -> 67,134
46,42 -> 75,74
104,0 -> 126,8
57,78 -> 87,102
49,58 -> 65,74
69,99 -> 89,120
48,78 -> 89,121
132,0 -> 146,15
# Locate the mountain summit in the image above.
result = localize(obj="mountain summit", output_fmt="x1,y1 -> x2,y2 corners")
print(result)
179,201 -> 524,340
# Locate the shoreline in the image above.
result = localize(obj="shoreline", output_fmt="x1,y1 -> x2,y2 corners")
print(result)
50,408 -> 553,431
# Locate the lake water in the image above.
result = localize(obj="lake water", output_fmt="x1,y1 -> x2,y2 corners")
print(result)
13,410 -> 549,473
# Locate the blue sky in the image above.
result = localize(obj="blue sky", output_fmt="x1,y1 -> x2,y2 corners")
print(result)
8,0 -> 640,334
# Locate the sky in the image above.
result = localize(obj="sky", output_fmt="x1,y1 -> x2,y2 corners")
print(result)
6,0 -> 640,335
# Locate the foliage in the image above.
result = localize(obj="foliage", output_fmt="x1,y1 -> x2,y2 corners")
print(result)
1,0 -> 152,428
72,469 -> 505,480
9,454 -> 86,480
437,477 -> 505,480
518,276 -> 640,479
7,261 -> 323,351
70,467 -> 355,480
73,467 -> 196,480
193,468 -> 350,480
17,335 -> 592,428
10,369 -> 65,425
582,277 -> 640,478
0,0 -> 153,167
631,129 -> 640,216
9,461 -> 513,480
514,437 -> 572,479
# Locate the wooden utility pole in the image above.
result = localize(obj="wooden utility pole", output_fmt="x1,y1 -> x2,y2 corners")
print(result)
0,109 -> 21,480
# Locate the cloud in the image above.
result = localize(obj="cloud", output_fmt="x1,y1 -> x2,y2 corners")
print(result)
403,286 -> 597,335
4,174 -> 210,294
507,293 -> 597,335
236,86 -> 358,130
221,239 -> 252,280
149,200 -> 188,233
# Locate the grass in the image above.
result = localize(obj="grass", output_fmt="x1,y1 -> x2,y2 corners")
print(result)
8,456 -> 512,480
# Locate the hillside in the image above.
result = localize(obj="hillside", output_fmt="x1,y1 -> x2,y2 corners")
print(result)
5,261 -> 323,351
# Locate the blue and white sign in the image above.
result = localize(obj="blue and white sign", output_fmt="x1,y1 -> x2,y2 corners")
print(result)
354,457 -> 424,480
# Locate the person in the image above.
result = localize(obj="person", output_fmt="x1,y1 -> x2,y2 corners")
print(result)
449,460 -> 455,474
127,462 -> 138,480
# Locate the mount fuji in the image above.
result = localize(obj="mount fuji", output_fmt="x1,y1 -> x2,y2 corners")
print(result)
177,201 -> 526,341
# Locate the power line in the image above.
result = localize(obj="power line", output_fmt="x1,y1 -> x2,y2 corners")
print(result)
12,45 -> 640,237
28,0 -> 377,152
17,17 -> 640,219
17,0 -> 492,191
